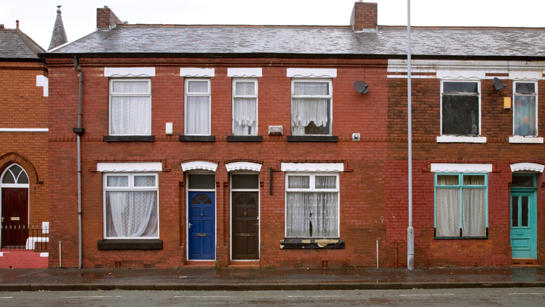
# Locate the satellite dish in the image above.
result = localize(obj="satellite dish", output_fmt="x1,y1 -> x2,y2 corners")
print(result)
493,77 -> 505,93
353,80 -> 369,94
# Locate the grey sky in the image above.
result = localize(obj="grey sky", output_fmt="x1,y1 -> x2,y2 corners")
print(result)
1,0 -> 544,50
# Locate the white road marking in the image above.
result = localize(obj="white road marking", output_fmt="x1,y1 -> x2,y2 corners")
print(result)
64,295 -> 122,299
509,293 -> 545,296
287,295 -> 342,298
174,295 -> 233,298
399,293 -> 455,297
0,297 -> 13,299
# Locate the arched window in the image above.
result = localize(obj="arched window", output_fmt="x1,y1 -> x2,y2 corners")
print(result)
1,164 -> 29,186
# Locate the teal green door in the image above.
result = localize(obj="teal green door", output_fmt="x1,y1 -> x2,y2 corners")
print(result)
510,191 -> 537,259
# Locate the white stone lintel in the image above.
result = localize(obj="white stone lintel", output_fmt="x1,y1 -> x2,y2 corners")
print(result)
227,68 -> 262,78
225,162 -> 262,173
180,68 -> 215,77
281,162 -> 344,172
431,163 -> 493,173
181,161 -> 218,172
286,68 -> 337,78
97,162 -> 162,172
104,67 -> 156,77
510,162 -> 544,173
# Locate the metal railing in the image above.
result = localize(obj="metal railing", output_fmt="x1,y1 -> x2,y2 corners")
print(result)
0,224 -> 49,251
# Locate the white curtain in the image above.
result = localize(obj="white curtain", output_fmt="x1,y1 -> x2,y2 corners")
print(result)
233,98 -> 257,135
111,96 -> 151,135
288,176 -> 309,188
462,188 -> 486,237
436,188 -> 459,237
291,99 -> 329,135
106,191 -> 158,238
316,176 -> 336,189
286,192 -> 338,237
186,96 -> 210,134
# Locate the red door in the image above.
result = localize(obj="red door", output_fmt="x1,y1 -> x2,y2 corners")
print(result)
1,188 -> 28,247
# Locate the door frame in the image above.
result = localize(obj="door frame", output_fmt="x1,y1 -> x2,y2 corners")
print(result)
0,163 -> 30,247
510,174 -> 538,259
229,172 -> 260,261
185,172 -> 217,261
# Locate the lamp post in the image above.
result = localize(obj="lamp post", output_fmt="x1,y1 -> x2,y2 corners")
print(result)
406,0 -> 414,271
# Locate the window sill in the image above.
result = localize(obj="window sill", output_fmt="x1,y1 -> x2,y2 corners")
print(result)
509,136 -> 544,144
179,135 -> 216,142
436,135 -> 486,143
434,236 -> 488,240
103,135 -> 155,142
287,135 -> 338,142
227,135 -> 263,142
97,239 -> 163,250
280,238 -> 344,249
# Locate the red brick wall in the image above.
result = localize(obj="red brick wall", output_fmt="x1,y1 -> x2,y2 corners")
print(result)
351,2 -> 377,31
46,57 -> 392,268
0,61 -> 48,229
387,77 -> 545,267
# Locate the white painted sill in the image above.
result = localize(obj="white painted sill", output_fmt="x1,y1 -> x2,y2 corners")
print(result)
508,136 -> 544,144
436,135 -> 487,143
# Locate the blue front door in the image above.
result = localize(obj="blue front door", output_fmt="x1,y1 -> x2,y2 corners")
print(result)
188,191 -> 215,260
510,191 -> 537,259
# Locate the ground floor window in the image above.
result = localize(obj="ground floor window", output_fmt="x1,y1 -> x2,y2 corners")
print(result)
103,173 -> 159,239
285,173 -> 339,238
435,173 -> 487,238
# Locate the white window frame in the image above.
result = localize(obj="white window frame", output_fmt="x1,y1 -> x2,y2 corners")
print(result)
284,173 -> 340,238
108,78 -> 152,136
103,173 -> 159,239
184,78 -> 211,136
291,79 -> 333,136
438,80 -> 483,143
511,81 -> 541,143
232,79 -> 258,136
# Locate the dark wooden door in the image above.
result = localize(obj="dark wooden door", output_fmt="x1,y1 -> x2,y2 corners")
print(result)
1,188 -> 28,247
232,192 -> 258,260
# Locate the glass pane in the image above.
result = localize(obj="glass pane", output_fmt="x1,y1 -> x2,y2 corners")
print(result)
292,98 -> 330,135
232,174 -> 259,189
512,196 -> 518,227
442,94 -> 479,135
437,175 -> 458,185
462,188 -> 486,237
233,98 -> 257,136
315,176 -> 336,189
512,175 -> 534,188
514,95 -> 536,136
112,80 -> 149,93
288,176 -> 310,189
107,176 -> 128,187
186,96 -> 210,135
436,188 -> 460,237
17,171 -> 29,184
463,175 -> 484,185
294,82 -> 329,95
521,196 -> 529,227
106,191 -> 158,238
443,82 -> 478,93
2,171 -> 15,184
134,176 -> 155,187
110,96 -> 151,135
188,174 -> 215,189
235,82 -> 256,96
9,165 -> 22,177
187,80 -> 209,93
516,82 -> 535,94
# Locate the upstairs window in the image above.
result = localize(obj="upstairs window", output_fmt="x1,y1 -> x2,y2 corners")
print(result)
232,79 -> 258,135
291,80 -> 332,135
441,81 -> 480,136
513,82 -> 537,136
185,79 -> 211,135
109,79 -> 151,136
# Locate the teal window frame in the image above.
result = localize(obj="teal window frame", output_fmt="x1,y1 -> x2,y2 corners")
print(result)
434,172 -> 488,239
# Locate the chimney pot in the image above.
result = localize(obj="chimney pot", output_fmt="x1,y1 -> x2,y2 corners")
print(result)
15,20 -> 19,29
0,24 -> 4,29
350,2 -> 377,32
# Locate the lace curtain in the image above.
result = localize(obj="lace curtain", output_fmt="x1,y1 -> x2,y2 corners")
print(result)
110,81 -> 150,135
291,99 -> 329,135
286,192 -> 338,237
105,177 -> 158,238
233,98 -> 257,135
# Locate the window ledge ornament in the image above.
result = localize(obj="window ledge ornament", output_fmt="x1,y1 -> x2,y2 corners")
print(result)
227,68 -> 262,78
508,136 -> 544,144
180,68 -> 215,77
430,163 -> 492,173
104,67 -> 156,77
510,163 -> 544,173
97,162 -> 162,172
286,68 -> 337,78
280,162 -> 344,172
181,161 -> 218,172
436,135 -> 487,143
225,162 -> 262,173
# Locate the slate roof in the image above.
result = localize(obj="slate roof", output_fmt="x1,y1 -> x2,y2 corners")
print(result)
49,24 -> 545,58
0,29 -> 45,59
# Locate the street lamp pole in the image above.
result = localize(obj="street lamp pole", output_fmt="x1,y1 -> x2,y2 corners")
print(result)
406,0 -> 414,271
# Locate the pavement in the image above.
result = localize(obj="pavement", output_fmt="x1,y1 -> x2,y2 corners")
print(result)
0,266 -> 544,291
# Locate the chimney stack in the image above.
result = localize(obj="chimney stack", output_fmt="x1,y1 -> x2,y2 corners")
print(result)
16,20 -> 19,30
97,6 -> 122,30
350,2 -> 377,32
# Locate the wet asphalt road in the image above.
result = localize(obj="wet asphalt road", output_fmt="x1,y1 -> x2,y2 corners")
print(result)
0,288 -> 544,306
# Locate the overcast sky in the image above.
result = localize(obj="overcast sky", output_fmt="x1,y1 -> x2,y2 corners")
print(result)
2,0 -> 545,50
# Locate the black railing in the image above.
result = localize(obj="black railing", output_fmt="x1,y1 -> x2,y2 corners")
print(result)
0,224 -> 49,251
